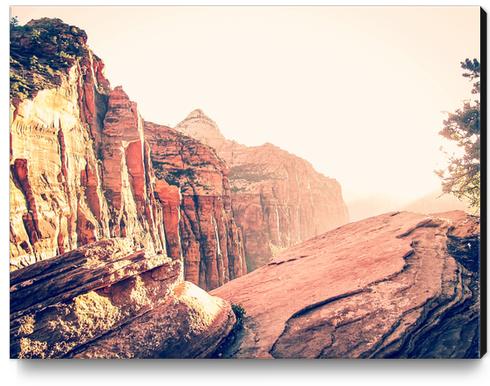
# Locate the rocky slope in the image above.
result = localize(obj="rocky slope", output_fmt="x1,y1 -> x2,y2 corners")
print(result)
10,239 -> 235,358
145,121 -> 246,290
175,110 -> 349,271
9,18 -> 245,290
212,210 -> 481,358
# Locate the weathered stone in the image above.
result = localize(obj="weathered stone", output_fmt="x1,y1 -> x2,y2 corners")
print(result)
175,110 -> 349,271
10,244 -> 181,359
72,282 -> 236,359
10,239 -> 170,319
212,211 -> 480,358
10,237 -> 236,359
145,122 -> 247,290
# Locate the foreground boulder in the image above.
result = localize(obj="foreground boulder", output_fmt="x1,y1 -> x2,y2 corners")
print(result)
212,211 -> 481,358
10,239 -> 235,359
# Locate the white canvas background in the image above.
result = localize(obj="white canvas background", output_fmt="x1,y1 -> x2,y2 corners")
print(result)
1,0 -> 488,384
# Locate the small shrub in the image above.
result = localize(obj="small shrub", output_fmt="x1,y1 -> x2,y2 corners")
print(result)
231,303 -> 246,327
209,303 -> 247,358
96,145 -> 104,161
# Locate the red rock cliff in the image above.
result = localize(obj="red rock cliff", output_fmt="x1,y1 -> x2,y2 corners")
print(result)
145,122 -> 247,290
9,19 -> 167,270
9,18 -> 246,291
175,109 -> 349,271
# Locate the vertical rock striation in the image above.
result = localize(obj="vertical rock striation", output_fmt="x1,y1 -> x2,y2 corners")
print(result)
98,87 -> 166,255
145,122 -> 247,290
9,19 -> 166,270
9,18 -> 245,290
175,109 -> 349,271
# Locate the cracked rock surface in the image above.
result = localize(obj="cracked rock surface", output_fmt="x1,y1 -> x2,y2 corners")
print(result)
211,210 -> 480,358
10,239 -> 235,359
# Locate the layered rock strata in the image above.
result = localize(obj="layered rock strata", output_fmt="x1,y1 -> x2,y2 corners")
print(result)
10,239 -> 235,359
145,122 -> 247,290
175,109 -> 349,271
9,18 -> 245,290
212,211 -> 481,358
10,19 -> 164,270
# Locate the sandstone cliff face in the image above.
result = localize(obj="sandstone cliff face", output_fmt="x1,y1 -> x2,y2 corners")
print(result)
9,18 -> 244,291
9,20 -> 240,358
10,19 -> 165,270
11,20 -> 110,268
98,87 -> 166,254
212,211 -> 480,358
10,240 -> 235,359
175,110 -> 349,271
145,122 -> 246,290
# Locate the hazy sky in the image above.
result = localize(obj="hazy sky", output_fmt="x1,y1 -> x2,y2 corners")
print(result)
11,6 -> 480,203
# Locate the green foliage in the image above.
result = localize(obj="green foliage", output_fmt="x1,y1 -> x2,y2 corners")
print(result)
10,18 -> 88,101
229,164 -> 275,183
10,16 -> 19,29
231,303 -> 246,328
96,145 -> 105,161
437,59 -> 480,209
172,168 -> 196,179
209,303 -> 247,358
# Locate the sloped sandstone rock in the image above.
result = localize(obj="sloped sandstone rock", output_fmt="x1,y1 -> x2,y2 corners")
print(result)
10,240 -> 234,359
212,211 -> 480,358
145,122 -> 247,290
73,282 -> 236,359
10,238 -> 166,318
175,110 -> 349,271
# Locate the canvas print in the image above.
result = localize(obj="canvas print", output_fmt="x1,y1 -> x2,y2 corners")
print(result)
9,6 -> 485,359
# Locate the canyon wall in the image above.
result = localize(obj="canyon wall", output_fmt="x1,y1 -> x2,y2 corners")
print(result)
10,19 -> 166,270
175,109 -> 349,271
145,122 -> 247,290
9,18 -> 244,290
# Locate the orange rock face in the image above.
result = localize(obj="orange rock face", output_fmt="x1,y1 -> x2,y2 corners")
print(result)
9,20 -> 245,291
10,32 -> 165,269
145,122 -> 247,290
175,110 -> 349,271
212,211 -> 480,358
10,31 -> 112,268
98,87 -> 166,254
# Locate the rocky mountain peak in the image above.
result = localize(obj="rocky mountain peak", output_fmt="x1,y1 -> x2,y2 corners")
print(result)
175,108 -> 226,148
185,108 -> 211,120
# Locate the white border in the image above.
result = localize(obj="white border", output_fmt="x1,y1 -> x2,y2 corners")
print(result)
1,1 -> 489,385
